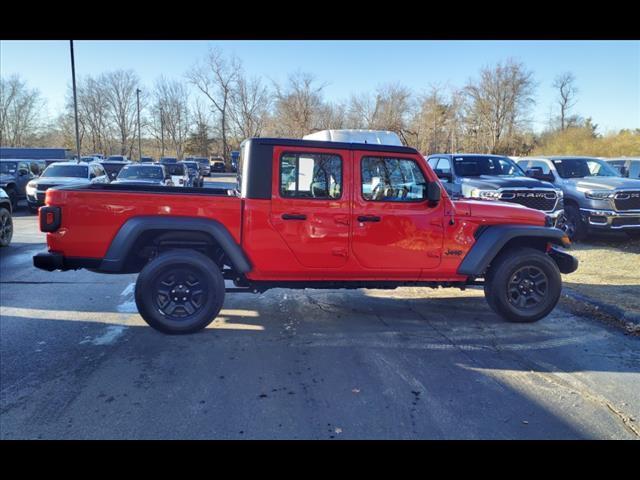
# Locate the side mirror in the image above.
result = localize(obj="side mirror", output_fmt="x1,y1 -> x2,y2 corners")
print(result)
426,181 -> 441,204
620,166 -> 628,176
18,169 -> 29,176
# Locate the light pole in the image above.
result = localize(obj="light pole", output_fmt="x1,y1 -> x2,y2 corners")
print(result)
160,105 -> 165,158
69,40 -> 81,162
136,88 -> 142,162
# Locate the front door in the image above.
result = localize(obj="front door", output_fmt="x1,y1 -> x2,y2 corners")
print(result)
351,152 -> 444,275
270,146 -> 351,269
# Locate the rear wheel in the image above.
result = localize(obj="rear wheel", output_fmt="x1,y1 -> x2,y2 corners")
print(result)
135,250 -> 225,334
0,207 -> 13,247
484,247 -> 562,323
564,204 -> 587,241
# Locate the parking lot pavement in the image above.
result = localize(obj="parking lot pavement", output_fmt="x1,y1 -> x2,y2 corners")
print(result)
1,203 -> 639,439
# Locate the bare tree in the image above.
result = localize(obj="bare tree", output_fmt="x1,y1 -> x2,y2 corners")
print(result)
346,84 -> 413,141
463,59 -> 536,153
0,75 -> 44,146
553,72 -> 578,131
74,75 -> 113,154
101,70 -> 140,156
228,74 -> 270,141
269,71 -> 327,137
185,100 -> 216,157
188,48 -> 240,165
151,77 -> 190,158
410,85 -> 452,154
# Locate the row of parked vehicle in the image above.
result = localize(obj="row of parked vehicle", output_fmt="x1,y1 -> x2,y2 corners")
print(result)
426,154 -> 639,240
0,155 -> 217,214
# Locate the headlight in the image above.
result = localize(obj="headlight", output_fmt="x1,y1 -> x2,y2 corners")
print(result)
26,182 -> 37,195
470,189 -> 502,200
584,190 -> 614,200
555,189 -> 564,198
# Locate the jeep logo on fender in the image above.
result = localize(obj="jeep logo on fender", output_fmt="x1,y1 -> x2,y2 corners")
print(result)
444,249 -> 463,256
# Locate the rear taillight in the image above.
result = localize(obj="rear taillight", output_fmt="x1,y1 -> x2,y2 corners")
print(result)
40,206 -> 61,232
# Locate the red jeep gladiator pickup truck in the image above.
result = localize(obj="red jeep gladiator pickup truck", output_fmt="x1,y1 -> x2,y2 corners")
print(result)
34,137 -> 578,334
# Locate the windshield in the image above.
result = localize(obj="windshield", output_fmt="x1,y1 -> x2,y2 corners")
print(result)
107,156 -> 125,161
183,162 -> 198,171
117,166 -> 164,180
103,163 -> 127,179
452,156 -> 525,177
160,158 -> 177,164
0,162 -> 18,174
41,165 -> 88,178
195,158 -> 208,164
552,158 -> 619,178
166,164 -> 185,175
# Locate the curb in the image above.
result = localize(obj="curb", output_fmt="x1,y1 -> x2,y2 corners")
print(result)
563,287 -> 640,335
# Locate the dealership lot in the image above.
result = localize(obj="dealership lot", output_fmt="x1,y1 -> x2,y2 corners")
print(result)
1,176 -> 639,439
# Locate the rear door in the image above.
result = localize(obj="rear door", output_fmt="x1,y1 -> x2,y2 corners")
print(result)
270,146 -> 350,268
351,151 -> 444,275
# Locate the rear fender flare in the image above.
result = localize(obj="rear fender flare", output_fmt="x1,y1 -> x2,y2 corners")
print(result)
100,216 -> 251,274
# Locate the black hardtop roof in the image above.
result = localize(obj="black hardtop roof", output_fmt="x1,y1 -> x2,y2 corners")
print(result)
248,137 -> 418,155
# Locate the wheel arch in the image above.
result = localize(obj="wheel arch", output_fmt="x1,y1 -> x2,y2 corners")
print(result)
457,225 -> 568,277
99,216 -> 251,274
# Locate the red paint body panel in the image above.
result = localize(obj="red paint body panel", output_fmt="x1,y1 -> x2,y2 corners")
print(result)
45,189 -> 242,258
42,146 -> 547,283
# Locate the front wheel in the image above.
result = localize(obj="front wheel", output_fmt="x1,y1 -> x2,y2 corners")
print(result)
484,247 -> 562,323
0,207 -> 13,247
135,250 -> 225,334
564,204 -> 587,241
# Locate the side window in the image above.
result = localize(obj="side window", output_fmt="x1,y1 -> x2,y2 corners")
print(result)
361,157 -> 427,202
529,160 -> 551,174
279,152 -> 342,199
427,157 -> 438,169
435,157 -> 451,174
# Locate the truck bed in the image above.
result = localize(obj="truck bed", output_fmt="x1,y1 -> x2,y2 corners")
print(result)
44,183 -> 242,259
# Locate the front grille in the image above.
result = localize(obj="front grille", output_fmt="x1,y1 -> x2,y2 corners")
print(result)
36,184 -> 60,192
498,190 -> 557,212
611,217 -> 640,227
614,191 -> 640,211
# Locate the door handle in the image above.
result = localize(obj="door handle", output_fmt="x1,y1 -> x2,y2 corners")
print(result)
357,215 -> 381,222
282,213 -> 307,220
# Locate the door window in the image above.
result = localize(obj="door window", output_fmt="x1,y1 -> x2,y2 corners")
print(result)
279,152 -> 342,199
361,157 -> 427,202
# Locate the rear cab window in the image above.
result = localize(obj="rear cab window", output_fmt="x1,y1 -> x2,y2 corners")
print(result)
279,152 -> 342,199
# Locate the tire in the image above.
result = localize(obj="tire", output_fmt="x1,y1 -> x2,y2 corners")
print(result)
0,207 -> 13,247
483,247 -> 562,323
134,250 -> 225,334
564,204 -> 587,241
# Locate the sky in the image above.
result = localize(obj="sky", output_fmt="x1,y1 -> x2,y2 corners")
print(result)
1,40 -> 639,134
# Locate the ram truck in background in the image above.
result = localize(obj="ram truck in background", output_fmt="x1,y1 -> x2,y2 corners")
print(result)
517,156 -> 640,240
33,131 -> 577,334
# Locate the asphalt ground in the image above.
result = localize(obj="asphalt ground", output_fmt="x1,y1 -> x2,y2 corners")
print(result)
1,176 -> 638,439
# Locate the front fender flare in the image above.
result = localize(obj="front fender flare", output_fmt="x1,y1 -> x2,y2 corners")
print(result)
99,216 -> 251,274
457,225 -> 568,276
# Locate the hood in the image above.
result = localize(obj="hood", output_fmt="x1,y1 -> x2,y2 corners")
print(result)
460,175 -> 554,190
111,179 -> 163,185
564,176 -> 640,191
33,177 -> 90,187
0,174 -> 15,185
454,199 -> 547,226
